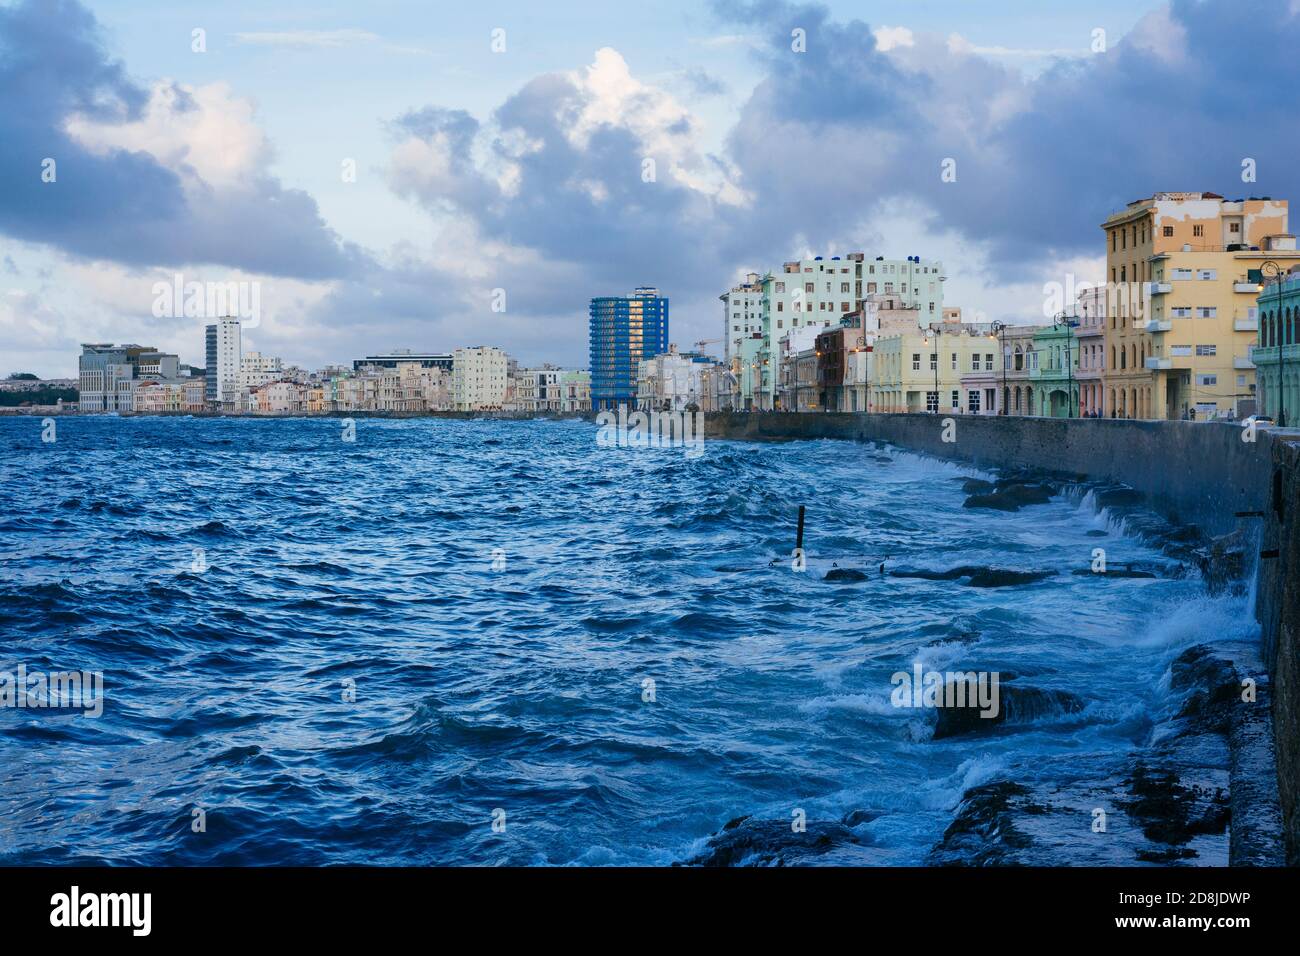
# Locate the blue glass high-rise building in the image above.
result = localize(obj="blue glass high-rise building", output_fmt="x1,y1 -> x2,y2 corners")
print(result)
588,286 -> 669,410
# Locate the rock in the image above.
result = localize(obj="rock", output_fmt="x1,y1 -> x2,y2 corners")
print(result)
1092,486 -> 1145,509
960,478 -> 996,494
680,815 -> 869,867
890,566 -> 1054,588
963,482 -> 1054,511
930,782 -> 1042,865
824,567 -> 869,583
932,682 -> 1085,739
1195,530 -> 1249,597
1070,566 -> 1158,579
1119,762 -> 1229,847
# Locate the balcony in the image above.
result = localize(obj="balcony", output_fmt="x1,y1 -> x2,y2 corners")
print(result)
1145,357 -> 1172,370
1145,282 -> 1172,296
1143,320 -> 1172,332
1235,281 -> 1262,294
1234,316 -> 1259,332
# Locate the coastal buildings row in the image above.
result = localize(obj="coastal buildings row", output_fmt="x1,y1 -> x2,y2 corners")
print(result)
700,190 -> 1300,421
76,339 -> 590,415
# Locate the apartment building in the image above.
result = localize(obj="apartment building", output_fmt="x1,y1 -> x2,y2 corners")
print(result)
871,324 -> 998,414
452,346 -> 509,410
78,343 -> 180,412
1255,267 -> 1300,423
589,288 -> 669,411
204,317 -> 242,408
1101,192 -> 1300,419
635,347 -> 712,412
1076,287 -> 1107,416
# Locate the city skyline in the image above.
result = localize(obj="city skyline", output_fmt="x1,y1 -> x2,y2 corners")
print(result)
7,0 -> 1299,379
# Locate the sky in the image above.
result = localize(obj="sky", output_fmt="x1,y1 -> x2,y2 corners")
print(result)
3,0 -> 1299,378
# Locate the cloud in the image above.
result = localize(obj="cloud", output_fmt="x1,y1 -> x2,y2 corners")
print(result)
873,26 -> 914,52
712,0 -> 1300,275
0,0 -> 361,280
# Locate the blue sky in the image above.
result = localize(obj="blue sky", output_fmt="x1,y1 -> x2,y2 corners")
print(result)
2,0 -> 1293,376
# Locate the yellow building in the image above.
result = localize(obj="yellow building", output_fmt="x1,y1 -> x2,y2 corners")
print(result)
1101,192 -> 1299,419
871,324 -> 999,414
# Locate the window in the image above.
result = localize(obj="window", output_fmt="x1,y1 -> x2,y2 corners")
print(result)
775,282 -> 785,293
1171,307 -> 1192,318
1195,344 -> 1216,356
867,282 -> 877,293
804,283 -> 814,294
1171,268 -> 1193,280
912,353 -> 921,371
1196,307 -> 1217,318
840,283 -> 850,293
951,390 -> 960,409
1197,374 -> 1217,386
1163,226 -> 1174,237
971,354 -> 981,371
1193,224 -> 1204,237
968,390 -> 981,413
985,354 -> 994,371
930,353 -> 937,371
777,301 -> 784,312
926,391 -> 938,412
1196,269 -> 1217,280
1171,345 -> 1192,357
1230,222 -> 1241,234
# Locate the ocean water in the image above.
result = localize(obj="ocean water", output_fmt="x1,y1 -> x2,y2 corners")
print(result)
0,416 -> 1257,865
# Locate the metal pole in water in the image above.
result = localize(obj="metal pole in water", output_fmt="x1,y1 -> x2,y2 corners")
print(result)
796,505 -> 805,554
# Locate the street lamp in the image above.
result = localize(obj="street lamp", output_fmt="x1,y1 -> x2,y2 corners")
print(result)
1260,260 -> 1287,426
1052,312 -> 1077,418
990,320 -> 1007,414
923,325 -> 942,413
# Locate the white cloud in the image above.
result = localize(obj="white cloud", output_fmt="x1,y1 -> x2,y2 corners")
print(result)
64,81 -> 269,191
873,26 -> 915,52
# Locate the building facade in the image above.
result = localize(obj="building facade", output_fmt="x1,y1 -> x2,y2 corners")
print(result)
1075,288 -> 1107,416
589,287 -> 669,411
1255,268 -> 1300,423
204,317 -> 242,408
452,346 -> 509,410
78,344 -> 180,412
1101,191 -> 1299,420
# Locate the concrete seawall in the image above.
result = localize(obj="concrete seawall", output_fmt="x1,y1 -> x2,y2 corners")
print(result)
703,411 -> 1300,864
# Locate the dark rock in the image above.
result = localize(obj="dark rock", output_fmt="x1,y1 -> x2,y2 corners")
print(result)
963,482 -> 1054,511
1070,566 -> 1158,579
1085,529 -> 1109,537
890,565 -> 1055,588
931,781 -> 1042,865
964,568 -> 1054,588
1119,762 -> 1229,849
841,809 -> 881,827
680,816 -> 869,867
1169,646 -> 1239,726
960,478 -> 996,494
824,567 -> 869,583
1092,486 -> 1145,509
1194,530 -> 1249,597
932,682 -> 1085,739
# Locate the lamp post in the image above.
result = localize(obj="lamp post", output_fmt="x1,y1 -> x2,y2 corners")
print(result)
1052,312 -> 1077,418
924,325 -> 942,413
1261,260 -> 1287,426
990,320 -> 1007,414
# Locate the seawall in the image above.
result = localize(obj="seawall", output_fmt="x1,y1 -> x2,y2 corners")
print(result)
703,411 -> 1300,864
